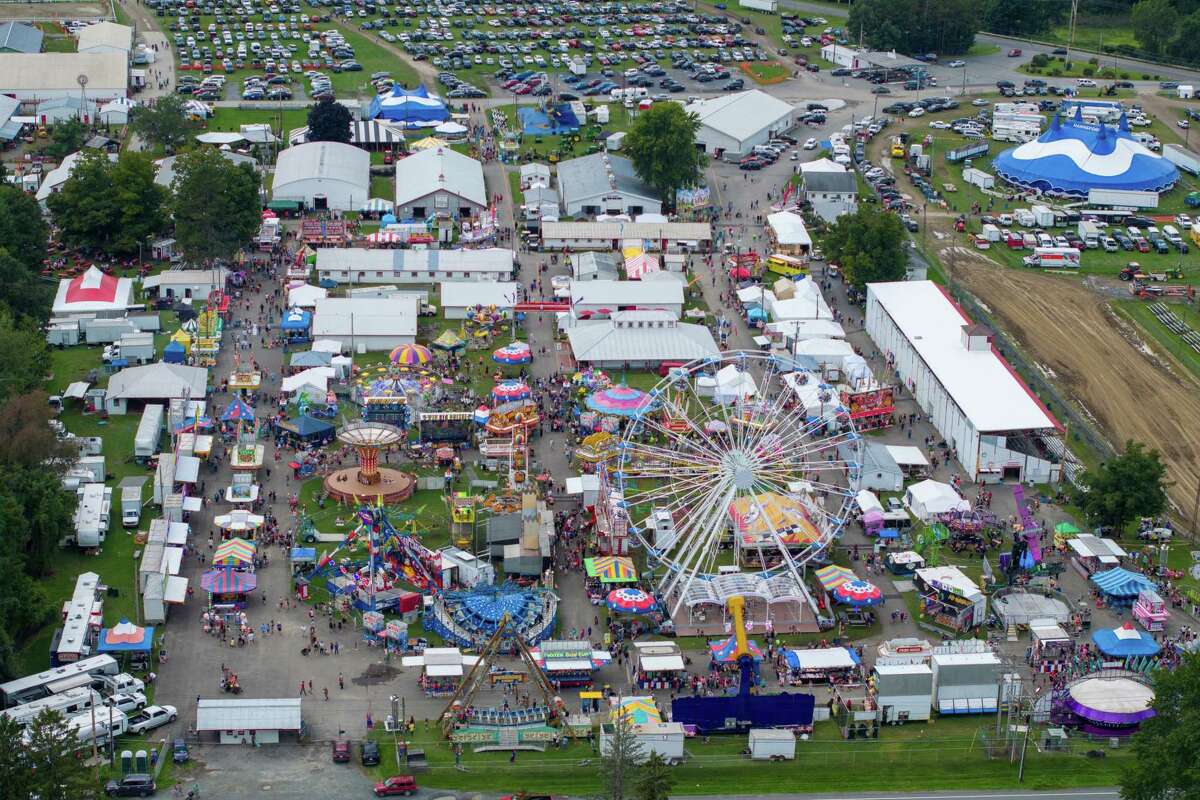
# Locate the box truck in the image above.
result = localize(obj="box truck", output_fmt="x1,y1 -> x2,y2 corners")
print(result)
1164,143 -> 1200,176
1031,204 -> 1055,228
133,404 -> 164,461
120,485 -> 142,529
739,0 -> 778,11
1023,247 -> 1081,268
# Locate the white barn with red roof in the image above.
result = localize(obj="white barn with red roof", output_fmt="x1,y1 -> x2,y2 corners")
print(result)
53,265 -> 134,318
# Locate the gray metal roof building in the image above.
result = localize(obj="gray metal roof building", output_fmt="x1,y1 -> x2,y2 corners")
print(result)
196,698 -> 302,741
803,171 -> 857,193
567,316 -> 719,368
556,152 -> 661,217
0,52 -> 128,101
0,22 -> 43,54
156,152 -> 256,188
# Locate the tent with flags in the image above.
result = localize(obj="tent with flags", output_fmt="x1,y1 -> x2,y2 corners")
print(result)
368,85 -> 450,127
213,537 -> 256,566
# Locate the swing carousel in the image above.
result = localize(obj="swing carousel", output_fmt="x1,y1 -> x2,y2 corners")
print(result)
323,420 -> 416,504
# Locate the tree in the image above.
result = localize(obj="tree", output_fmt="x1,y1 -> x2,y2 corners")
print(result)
170,148 -> 262,263
821,205 -> 908,291
0,715 -> 37,800
48,151 -> 166,257
980,0 -> 1064,36
848,0 -> 979,55
0,184 -> 48,274
1167,10 -> 1200,63
624,103 -> 707,206
1132,0 -> 1179,55
22,709 -> 94,800
1075,440 -> 1168,535
0,314 -> 53,405
1121,653 -> 1200,800
633,751 -> 674,800
129,94 -> 200,152
307,97 -> 353,143
46,118 -> 85,161
598,715 -> 645,800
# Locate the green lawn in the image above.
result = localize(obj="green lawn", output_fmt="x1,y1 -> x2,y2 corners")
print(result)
1113,298 -> 1200,383
204,106 -> 309,138
42,35 -> 76,53
1044,18 -> 1141,59
493,103 -> 639,163
366,716 -> 1129,795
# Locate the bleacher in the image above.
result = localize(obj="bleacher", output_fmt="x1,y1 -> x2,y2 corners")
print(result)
1148,303 -> 1200,353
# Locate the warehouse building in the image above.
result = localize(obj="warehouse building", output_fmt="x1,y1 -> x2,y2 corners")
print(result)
684,90 -> 796,158
567,312 -> 719,369
569,280 -> 683,319
0,52 -> 128,104
315,247 -> 514,284
864,281 -> 1063,484
272,141 -> 370,212
155,152 -> 256,190
556,152 -> 661,218
440,281 -> 519,319
541,221 -> 712,251
394,146 -> 486,220
0,22 -> 43,54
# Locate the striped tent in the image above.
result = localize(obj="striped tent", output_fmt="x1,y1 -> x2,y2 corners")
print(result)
213,537 -> 256,567
814,564 -> 857,591
201,568 -> 258,594
583,556 -> 638,584
623,251 -> 661,280
361,198 -> 395,214
613,696 -> 662,725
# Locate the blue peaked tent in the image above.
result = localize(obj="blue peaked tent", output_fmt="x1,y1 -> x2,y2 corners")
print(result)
221,398 -> 254,423
162,340 -> 186,364
1092,623 -> 1161,658
1090,567 -> 1156,599
368,85 -> 449,127
280,309 -> 311,331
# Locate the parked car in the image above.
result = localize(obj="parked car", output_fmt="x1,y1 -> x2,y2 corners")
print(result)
362,740 -> 381,766
172,739 -> 190,764
374,776 -> 418,797
106,692 -> 148,714
803,137 -> 817,149
333,739 -> 351,763
105,774 -> 156,797
1007,48 -> 1022,57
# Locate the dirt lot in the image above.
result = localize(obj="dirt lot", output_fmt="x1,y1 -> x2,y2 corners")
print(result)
944,246 -> 1200,514
0,2 -> 106,21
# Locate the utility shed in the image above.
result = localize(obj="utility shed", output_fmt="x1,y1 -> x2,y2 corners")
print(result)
195,698 -> 303,744
748,728 -> 796,760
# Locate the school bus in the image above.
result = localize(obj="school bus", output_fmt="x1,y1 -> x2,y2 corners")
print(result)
765,253 -> 809,277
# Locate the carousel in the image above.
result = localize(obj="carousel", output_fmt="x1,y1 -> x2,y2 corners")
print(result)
323,420 -> 416,504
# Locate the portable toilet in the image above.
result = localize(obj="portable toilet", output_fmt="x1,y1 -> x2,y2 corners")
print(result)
1179,85 -> 1195,99
120,751 -> 133,775
134,750 -> 148,773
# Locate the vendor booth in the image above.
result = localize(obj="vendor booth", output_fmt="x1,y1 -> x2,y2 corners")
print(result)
628,641 -> 686,691
885,550 -> 925,576
1133,589 -> 1168,632
1067,534 -> 1127,577
1092,623 -> 1161,660
1090,567 -> 1156,609
532,640 -> 611,687
914,566 -> 986,632
401,647 -> 480,696
904,480 -> 969,521
783,647 -> 862,685
1029,618 -> 1073,672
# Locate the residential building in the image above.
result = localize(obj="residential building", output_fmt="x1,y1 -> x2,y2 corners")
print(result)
801,170 -> 858,222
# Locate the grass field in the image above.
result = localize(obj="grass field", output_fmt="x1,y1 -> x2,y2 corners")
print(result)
1046,18 -> 1140,58
365,716 -> 1130,795
1113,298 -> 1200,382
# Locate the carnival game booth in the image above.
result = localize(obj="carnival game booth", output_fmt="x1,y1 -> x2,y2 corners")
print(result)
280,309 -> 313,345
629,641 -> 686,691
1090,567 -> 1156,610
784,647 -> 862,686
1133,589 -> 1169,632
709,634 -> 766,687
1029,618 -> 1073,672
930,651 -> 1002,715
531,640 -> 612,687
914,566 -> 986,633
401,647 -> 480,697
871,663 -> 933,723
885,550 -> 925,576
583,556 -> 638,605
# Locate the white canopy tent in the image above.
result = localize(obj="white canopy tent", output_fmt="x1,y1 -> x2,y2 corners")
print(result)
286,284 -> 328,308
904,479 -> 970,521
713,364 -> 758,404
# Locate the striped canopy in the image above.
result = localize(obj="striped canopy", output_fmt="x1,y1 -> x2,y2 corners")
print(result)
213,537 -> 256,566
390,343 -> 433,366
201,568 -> 258,594
583,556 -> 638,584
814,564 -> 857,591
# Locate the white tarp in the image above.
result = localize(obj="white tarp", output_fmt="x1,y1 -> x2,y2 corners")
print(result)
640,655 -> 685,672
787,647 -> 857,671
281,367 -> 334,394
793,337 -> 855,368
311,339 -> 344,353
856,489 -> 884,515
64,381 -> 91,399
885,445 -> 930,467
175,455 -> 201,484
713,364 -> 758,404
904,479 -> 969,521
287,284 -> 328,308
164,576 -> 189,604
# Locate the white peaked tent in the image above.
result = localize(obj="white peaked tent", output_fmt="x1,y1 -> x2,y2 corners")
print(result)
713,364 -> 759,405
904,479 -> 970,521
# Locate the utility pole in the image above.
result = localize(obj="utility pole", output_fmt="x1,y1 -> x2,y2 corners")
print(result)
1017,706 -> 1032,782
1066,0 -> 1079,68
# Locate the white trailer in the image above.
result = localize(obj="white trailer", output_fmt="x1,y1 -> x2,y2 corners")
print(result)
600,722 -> 685,764
1031,204 -> 1055,227
931,653 -> 1001,715
133,404 -> 164,460
1087,188 -> 1159,209
59,706 -> 128,750
1077,220 -> 1103,248
84,318 -> 139,345
1014,208 -> 1036,227
0,688 -> 102,729
749,728 -> 796,759
739,0 -> 778,11
963,167 -> 994,190
72,483 -> 112,548
108,332 -> 155,365
874,663 -> 933,723
0,655 -> 119,708
1164,143 -> 1200,176
980,223 -> 1002,242
120,485 -> 142,528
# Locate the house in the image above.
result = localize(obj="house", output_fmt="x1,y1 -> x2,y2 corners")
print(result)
393,146 -> 486,220
855,440 -> 904,493
76,22 -> 133,57
556,152 -> 661,218
801,170 -> 858,222
314,247 -> 514,285
142,269 -> 229,300
0,52 -> 128,103
684,90 -> 796,158
52,265 -> 133,318
865,281 -> 1063,483
272,141 -> 370,212
311,295 -> 419,351
0,22 -> 43,54
569,280 -> 683,319
440,281 -> 519,319
155,152 -> 256,189
520,162 -> 551,189
766,211 -> 813,255
105,363 -> 209,415
567,312 -> 719,369
571,252 -> 620,282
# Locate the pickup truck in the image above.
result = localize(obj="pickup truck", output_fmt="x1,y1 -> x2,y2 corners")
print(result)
127,704 -> 177,735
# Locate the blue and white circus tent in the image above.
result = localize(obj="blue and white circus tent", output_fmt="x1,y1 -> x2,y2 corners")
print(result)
367,85 -> 450,128
993,109 -> 1179,198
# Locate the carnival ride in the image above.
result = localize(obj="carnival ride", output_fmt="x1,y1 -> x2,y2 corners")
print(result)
1049,670 -> 1157,736
614,352 -> 861,627
323,420 -> 416,504
425,582 -> 558,651
315,500 -> 442,600
438,614 -> 564,747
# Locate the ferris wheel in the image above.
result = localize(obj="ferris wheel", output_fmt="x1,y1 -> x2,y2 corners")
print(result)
613,351 -> 863,618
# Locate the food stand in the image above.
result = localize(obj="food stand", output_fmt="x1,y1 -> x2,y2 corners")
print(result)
914,566 -> 986,633
628,641 -> 686,691
783,647 -> 862,686
885,550 -> 925,576
1133,589 -> 1169,632
401,647 -> 479,697
1029,618 -> 1073,673
533,640 -> 611,687
1066,533 -> 1127,578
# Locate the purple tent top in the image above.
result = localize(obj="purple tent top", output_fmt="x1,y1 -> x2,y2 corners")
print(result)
201,568 -> 258,594
1062,696 -> 1157,725
585,385 -> 657,419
